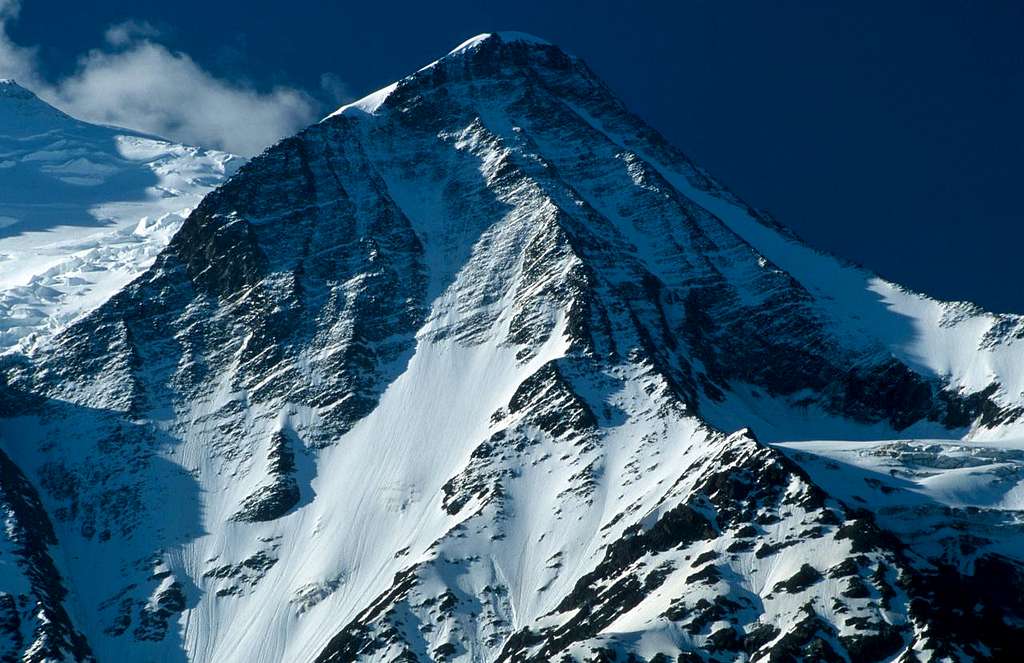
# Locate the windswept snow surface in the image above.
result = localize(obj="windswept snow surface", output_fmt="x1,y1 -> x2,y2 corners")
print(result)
0,80 -> 239,355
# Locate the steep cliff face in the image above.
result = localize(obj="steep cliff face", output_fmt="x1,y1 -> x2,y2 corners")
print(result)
0,442 -> 93,662
2,33 -> 1023,662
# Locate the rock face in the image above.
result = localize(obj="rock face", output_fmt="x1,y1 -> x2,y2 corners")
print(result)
2,32 -> 1024,662
0,446 -> 93,662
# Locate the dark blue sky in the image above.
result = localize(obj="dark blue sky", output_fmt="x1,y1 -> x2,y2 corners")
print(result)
11,1 -> 1023,312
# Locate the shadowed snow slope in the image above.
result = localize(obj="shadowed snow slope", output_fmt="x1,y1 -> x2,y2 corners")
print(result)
2,34 -> 1024,663
0,79 -> 240,355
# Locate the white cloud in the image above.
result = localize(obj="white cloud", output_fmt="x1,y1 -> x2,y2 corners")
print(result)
49,43 -> 317,155
104,19 -> 161,48
0,0 -> 42,89
0,2 -> 323,155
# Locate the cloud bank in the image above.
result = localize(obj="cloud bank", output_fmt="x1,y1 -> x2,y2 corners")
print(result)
51,44 -> 316,156
0,1 -> 319,155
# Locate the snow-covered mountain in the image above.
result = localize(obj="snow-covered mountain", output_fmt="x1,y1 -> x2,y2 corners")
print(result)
0,79 -> 239,355
3,32 -> 1024,663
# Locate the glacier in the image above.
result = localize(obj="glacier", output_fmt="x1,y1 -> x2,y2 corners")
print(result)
0,79 -> 239,356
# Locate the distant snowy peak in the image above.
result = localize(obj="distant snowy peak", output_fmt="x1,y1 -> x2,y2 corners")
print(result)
0,79 -> 33,96
0,79 -> 77,133
0,78 -> 39,100
0,81 -> 240,355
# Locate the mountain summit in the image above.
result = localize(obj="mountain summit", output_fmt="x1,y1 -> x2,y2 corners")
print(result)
2,33 -> 1023,663
0,79 -> 74,132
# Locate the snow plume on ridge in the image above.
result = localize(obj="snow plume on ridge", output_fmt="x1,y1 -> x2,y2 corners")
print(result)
0,1 -> 317,155
319,72 -> 353,106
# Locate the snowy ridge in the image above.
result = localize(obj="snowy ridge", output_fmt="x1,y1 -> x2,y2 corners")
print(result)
2,33 -> 1023,663
325,32 -> 561,120
447,32 -> 552,56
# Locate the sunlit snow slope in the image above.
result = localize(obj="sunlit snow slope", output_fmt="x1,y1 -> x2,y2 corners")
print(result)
2,33 -> 1024,663
0,79 -> 239,355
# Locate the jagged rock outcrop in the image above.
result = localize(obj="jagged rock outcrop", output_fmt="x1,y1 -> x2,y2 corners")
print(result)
0,447 -> 93,662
